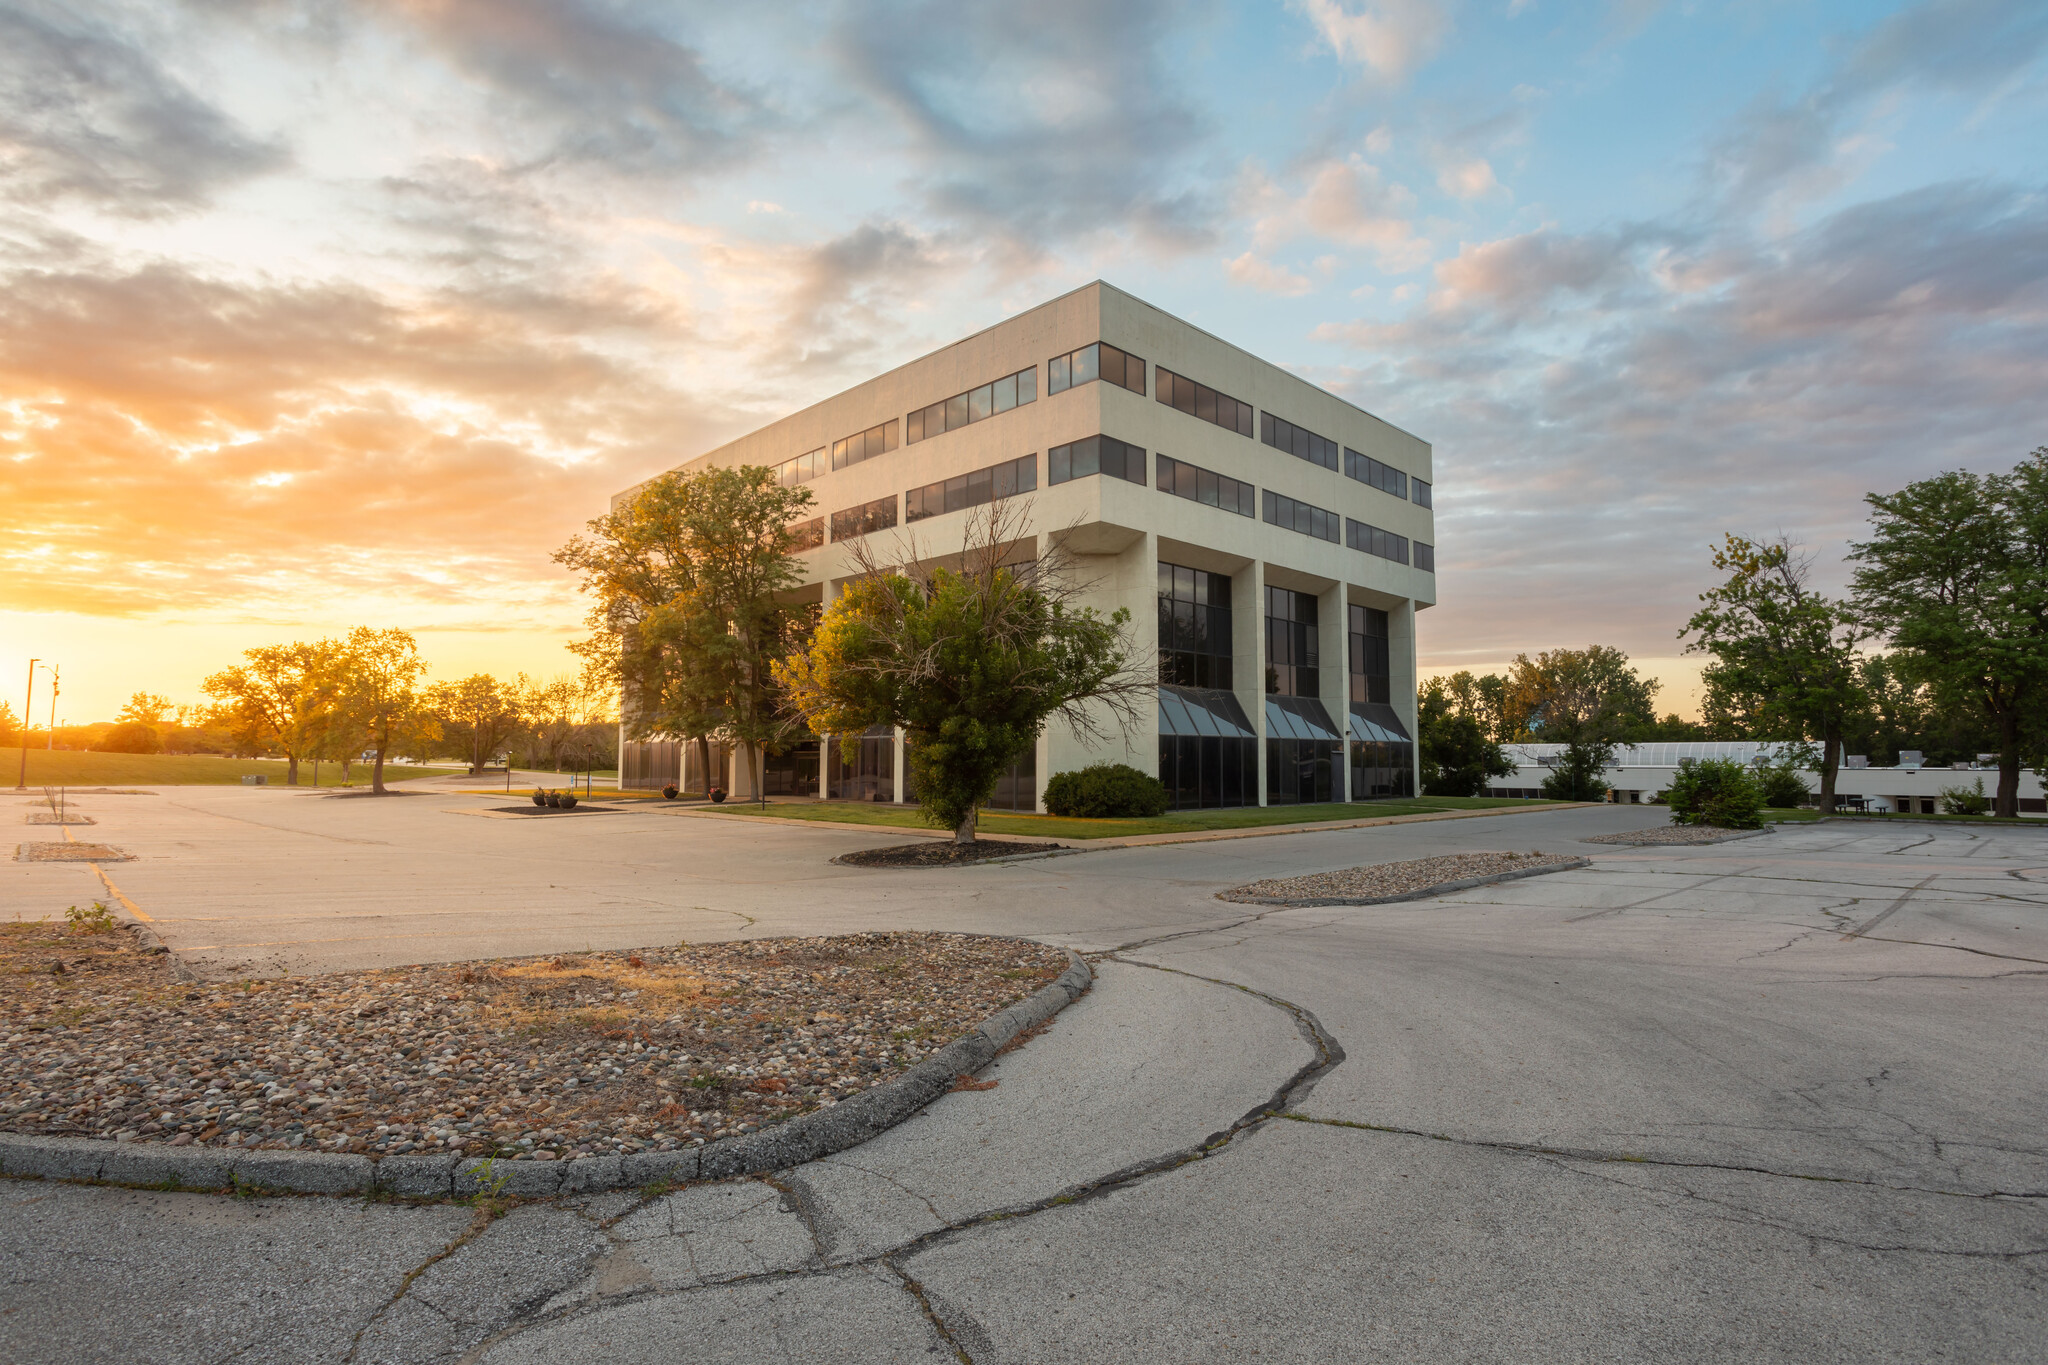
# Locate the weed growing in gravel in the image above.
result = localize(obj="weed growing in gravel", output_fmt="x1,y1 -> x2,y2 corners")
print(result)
65,903 -> 119,935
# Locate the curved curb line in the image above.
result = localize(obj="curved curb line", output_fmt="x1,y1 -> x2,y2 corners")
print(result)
1582,826 -> 1772,847
828,848 -> 1082,869
0,952 -> 1094,1201
1217,856 -> 1591,907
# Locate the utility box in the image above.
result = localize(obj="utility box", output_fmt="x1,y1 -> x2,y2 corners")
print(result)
241,774 -> 267,786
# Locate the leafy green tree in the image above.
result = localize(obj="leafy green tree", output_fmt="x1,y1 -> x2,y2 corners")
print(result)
117,692 -> 175,727
557,466 -> 813,796
1850,450 -> 2048,819
1502,646 -> 1655,801
203,641 -> 340,785
1682,534 -> 1868,812
0,700 -> 18,747
427,674 -> 526,774
775,505 -> 1146,843
100,721 -> 162,754
1416,679 -> 1514,796
1757,758 -> 1810,808
332,627 -> 434,794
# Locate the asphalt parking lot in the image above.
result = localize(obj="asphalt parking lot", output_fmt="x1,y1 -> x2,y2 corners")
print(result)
5,787 -> 2045,1362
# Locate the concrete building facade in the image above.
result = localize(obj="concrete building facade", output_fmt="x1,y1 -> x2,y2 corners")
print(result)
614,281 -> 1435,811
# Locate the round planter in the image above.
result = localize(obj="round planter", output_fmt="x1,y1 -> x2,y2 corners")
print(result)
559,793 -> 579,809
530,791 -> 547,807
710,789 -> 727,804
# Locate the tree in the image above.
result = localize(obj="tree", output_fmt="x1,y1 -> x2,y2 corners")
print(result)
1682,535 -> 1868,812
427,674 -> 525,775
1416,678 -> 1514,796
522,672 -> 618,773
774,503 -> 1147,843
1850,451 -> 2048,819
203,642 -> 339,785
556,465 -> 814,796
117,692 -> 175,727
1501,646 -> 1657,801
0,700 -> 17,747
331,627 -> 434,794
100,721 -> 162,754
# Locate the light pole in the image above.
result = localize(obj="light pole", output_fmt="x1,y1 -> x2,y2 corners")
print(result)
15,658 -> 37,790
46,663 -> 58,750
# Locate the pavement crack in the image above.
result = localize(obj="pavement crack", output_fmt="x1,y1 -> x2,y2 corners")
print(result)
1276,1113 -> 2048,1201
882,1258 -> 977,1363
341,1206 -> 493,1363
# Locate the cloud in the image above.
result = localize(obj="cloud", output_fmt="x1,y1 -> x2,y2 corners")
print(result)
369,0 -> 772,174
1292,0 -> 1454,81
826,0 -> 1219,249
1243,158 -> 1432,272
1226,252 -> 1313,296
1435,155 -> 1501,200
1311,180 -> 2048,662
0,1 -> 287,214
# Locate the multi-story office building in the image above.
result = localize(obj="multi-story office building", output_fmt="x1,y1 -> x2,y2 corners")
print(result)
615,281 -> 1433,810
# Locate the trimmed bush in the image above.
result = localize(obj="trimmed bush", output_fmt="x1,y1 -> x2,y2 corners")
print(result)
1758,762 -> 1809,809
1665,757 -> 1766,829
1043,763 -> 1170,819
1939,779 -> 1989,816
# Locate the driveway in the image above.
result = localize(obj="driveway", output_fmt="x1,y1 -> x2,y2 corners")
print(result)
5,802 -> 2045,1361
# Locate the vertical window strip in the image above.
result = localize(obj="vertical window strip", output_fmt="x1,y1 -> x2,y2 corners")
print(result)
1155,368 -> 1255,438
1262,490 -> 1340,543
1342,448 -> 1408,499
1157,561 -> 1234,690
1347,603 -> 1391,705
1154,453 -> 1255,517
1048,435 -> 1146,486
830,420 -> 899,472
905,367 -> 1038,444
1260,412 -> 1339,471
1047,342 -> 1147,396
1414,542 -> 1435,573
1411,479 -> 1433,509
904,455 -> 1038,523
1344,518 -> 1410,565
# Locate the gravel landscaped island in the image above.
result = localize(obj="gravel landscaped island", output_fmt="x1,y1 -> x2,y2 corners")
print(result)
1,923 -> 1067,1164
1220,850 -> 1582,904
1580,825 -> 1768,845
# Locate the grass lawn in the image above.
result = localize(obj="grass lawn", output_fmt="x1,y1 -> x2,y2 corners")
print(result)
4,750 -> 463,788
703,795 -> 1565,842
1759,807 -> 2047,828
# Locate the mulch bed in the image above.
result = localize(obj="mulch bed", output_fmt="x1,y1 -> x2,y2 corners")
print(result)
1581,826 -> 1766,845
1220,850 -> 1580,904
0,923 -> 1066,1164
835,840 -> 1067,868
14,842 -> 130,862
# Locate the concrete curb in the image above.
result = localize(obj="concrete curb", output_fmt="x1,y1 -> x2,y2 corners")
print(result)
1583,826 -> 1773,847
0,952 -> 1094,1201
1218,856 -> 1592,907
828,847 -> 1084,869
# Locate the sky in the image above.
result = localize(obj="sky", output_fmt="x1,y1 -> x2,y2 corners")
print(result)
3,0 -> 2046,725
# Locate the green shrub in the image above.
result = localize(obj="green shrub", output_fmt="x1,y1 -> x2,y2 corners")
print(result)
1043,763 -> 1170,818
1665,757 -> 1766,829
1939,779 -> 1989,816
1757,761 -> 1809,809
1539,741 -> 1613,802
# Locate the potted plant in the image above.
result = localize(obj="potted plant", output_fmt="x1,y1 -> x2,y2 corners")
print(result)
709,786 -> 727,804
543,789 -> 561,808
531,788 -> 547,807
559,791 -> 579,809
661,784 -> 679,801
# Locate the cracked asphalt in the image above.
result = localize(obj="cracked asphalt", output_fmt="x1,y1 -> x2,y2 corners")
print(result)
6,793 -> 2047,1361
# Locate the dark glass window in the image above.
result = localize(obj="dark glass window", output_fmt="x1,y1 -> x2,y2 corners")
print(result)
1048,342 -> 1146,396
1158,562 -> 1233,690
1266,739 -> 1337,805
788,516 -> 824,552
829,727 -> 893,802
1348,604 -> 1390,706
1263,490 -> 1340,542
905,455 -> 1037,523
773,447 -> 827,487
1260,412 -> 1339,471
1048,435 -> 1145,485
1265,585 -> 1319,698
1345,518 -> 1409,564
1414,541 -> 1435,573
1155,368 -> 1255,438
1343,448 -> 1408,499
829,495 -> 898,542
830,420 -> 899,472
1155,453 -> 1255,517
761,739 -> 820,795
1411,478 -> 1433,509
1157,685 -> 1257,810
906,367 -> 1037,444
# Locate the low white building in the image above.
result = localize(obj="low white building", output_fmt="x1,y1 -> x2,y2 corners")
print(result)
1490,741 -> 2047,817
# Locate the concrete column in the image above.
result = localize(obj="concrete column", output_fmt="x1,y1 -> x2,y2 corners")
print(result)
1317,584 -> 1349,802
893,728 -> 907,804
1392,598 -> 1419,796
1242,561 -> 1268,806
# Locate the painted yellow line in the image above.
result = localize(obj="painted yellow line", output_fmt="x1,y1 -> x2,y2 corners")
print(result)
92,865 -> 153,923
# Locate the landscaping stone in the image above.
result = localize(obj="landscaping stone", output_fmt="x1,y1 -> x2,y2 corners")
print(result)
1219,850 -> 1582,905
